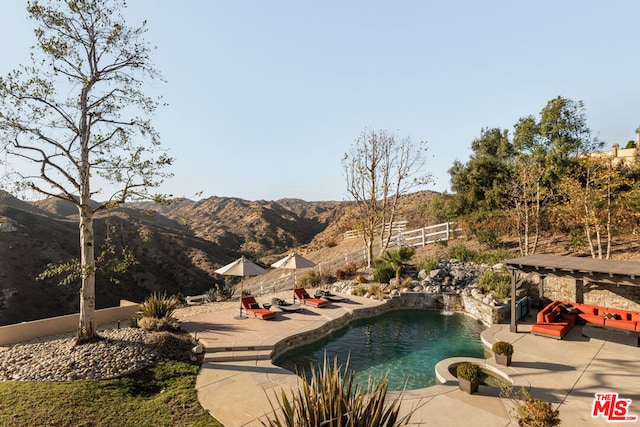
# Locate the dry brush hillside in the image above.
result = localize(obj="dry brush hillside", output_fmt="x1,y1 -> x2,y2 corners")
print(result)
0,190 -> 437,325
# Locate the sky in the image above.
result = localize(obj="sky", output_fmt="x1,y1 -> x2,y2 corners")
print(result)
2,1 -> 640,202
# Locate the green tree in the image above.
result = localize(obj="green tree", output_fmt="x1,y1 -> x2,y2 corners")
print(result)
449,127 -> 515,215
376,247 -> 415,285
0,0 -> 172,343
538,96 -> 602,190
343,129 -> 431,267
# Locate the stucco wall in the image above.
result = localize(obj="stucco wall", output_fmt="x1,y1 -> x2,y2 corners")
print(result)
0,300 -> 140,346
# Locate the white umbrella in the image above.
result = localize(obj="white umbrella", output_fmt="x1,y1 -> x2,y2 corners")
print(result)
216,256 -> 266,319
271,253 -> 316,303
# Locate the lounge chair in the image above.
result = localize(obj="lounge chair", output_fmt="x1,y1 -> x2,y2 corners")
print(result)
314,289 -> 346,302
271,297 -> 304,313
241,296 -> 276,320
294,288 -> 329,308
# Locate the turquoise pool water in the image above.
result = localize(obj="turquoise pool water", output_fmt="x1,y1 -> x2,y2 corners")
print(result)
274,309 -> 487,391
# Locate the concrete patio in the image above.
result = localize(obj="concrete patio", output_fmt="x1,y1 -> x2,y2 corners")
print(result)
177,293 -> 640,426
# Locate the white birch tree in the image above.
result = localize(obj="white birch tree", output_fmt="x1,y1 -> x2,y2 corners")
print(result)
0,0 -> 172,343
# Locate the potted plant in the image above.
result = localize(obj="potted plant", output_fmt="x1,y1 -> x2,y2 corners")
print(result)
492,341 -> 514,366
456,362 -> 481,394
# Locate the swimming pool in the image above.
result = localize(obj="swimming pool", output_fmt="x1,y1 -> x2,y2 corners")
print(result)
274,309 -> 487,391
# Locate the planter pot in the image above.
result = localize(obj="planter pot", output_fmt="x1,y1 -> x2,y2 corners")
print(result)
495,354 -> 512,366
458,378 -> 479,394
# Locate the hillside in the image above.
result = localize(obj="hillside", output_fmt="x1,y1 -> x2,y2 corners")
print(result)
0,190 -> 438,325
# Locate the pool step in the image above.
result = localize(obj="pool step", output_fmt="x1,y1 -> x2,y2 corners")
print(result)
204,344 -> 273,362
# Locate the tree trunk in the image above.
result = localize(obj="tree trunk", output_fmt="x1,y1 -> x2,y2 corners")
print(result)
77,200 -> 97,344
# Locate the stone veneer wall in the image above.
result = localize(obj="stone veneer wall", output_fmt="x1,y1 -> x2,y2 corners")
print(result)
540,275 -> 640,311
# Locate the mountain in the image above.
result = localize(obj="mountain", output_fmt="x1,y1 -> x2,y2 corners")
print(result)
0,191 -> 438,325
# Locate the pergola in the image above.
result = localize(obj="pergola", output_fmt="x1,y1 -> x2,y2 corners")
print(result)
504,254 -> 640,332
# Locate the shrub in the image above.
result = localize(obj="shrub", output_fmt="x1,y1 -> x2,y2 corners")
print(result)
354,272 -> 367,284
475,248 -> 513,265
261,356 -> 413,427
502,387 -> 561,427
319,270 -> 336,285
477,270 -> 511,300
336,269 -> 349,280
368,283 -> 383,300
373,263 -> 394,284
492,341 -> 514,356
475,229 -> 500,249
456,362 -> 481,383
351,286 -> 366,297
138,316 -> 180,332
492,281 -> 511,300
417,257 -> 439,273
214,282 -> 235,301
298,270 -> 321,287
448,244 -> 476,262
144,331 -> 197,362
172,292 -> 186,306
128,316 -> 139,328
204,287 -> 218,303
343,262 -> 359,275
140,292 -> 178,319
324,238 -> 337,248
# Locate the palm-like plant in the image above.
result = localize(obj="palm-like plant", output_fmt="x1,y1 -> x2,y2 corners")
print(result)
261,356 -> 412,427
376,248 -> 416,286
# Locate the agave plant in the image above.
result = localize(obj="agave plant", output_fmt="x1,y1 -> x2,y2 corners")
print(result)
261,356 -> 412,427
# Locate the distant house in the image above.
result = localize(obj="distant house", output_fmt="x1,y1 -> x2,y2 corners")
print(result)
588,131 -> 639,167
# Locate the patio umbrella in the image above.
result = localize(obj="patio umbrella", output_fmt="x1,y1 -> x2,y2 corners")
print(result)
215,256 -> 266,319
271,253 -> 316,303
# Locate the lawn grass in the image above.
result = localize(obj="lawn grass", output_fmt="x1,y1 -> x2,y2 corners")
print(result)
0,361 -> 222,427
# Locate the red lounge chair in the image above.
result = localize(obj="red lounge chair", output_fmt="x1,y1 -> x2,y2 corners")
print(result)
294,288 -> 328,308
241,296 -> 276,320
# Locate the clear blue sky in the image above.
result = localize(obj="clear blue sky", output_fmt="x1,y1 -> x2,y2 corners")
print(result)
2,1 -> 639,202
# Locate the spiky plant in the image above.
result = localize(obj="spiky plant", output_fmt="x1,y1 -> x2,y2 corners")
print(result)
140,292 -> 178,319
261,356 -> 412,427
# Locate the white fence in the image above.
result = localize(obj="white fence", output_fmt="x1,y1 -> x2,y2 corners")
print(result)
246,222 -> 460,296
387,222 -> 461,249
343,220 -> 408,240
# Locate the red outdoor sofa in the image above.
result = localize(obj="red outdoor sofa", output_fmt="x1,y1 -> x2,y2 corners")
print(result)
532,300 -> 640,339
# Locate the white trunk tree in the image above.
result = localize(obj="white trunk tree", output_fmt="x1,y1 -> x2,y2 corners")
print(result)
0,0 -> 172,343
343,129 -> 431,267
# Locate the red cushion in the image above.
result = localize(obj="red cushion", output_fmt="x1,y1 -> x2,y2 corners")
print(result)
604,319 -> 637,330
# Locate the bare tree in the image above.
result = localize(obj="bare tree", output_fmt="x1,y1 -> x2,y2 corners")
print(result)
343,129 -> 431,267
0,0 -> 172,343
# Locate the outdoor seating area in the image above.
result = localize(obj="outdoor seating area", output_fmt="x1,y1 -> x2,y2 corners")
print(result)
532,299 -> 640,342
